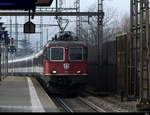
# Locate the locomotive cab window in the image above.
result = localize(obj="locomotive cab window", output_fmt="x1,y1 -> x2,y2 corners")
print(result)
83,48 -> 87,60
46,48 -> 50,60
51,47 -> 64,61
69,48 -> 82,61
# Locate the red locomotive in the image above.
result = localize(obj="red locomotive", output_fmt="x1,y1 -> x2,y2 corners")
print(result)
8,31 -> 88,94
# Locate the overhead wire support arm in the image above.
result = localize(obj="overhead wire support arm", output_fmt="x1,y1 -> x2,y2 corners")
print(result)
56,0 -> 58,19
0,12 -> 102,16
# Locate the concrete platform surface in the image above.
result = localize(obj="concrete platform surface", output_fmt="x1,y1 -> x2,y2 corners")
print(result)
0,76 -> 59,112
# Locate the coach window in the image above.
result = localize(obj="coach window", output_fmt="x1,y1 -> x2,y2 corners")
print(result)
29,60 -> 32,67
51,47 -> 64,61
21,61 -> 23,67
36,58 -> 37,65
46,48 -> 50,60
38,56 -> 40,66
40,55 -> 43,65
69,48 -> 82,61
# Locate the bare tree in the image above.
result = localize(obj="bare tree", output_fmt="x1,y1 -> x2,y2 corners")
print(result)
119,13 -> 130,33
80,6 -> 120,46
15,39 -> 34,58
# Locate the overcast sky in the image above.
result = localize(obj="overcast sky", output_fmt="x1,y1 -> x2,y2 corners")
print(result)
80,0 -> 130,15
104,0 -> 130,15
2,0 -> 131,52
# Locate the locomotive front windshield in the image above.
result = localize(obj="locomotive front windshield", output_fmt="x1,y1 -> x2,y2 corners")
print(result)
69,48 -> 83,61
46,47 -> 87,61
51,48 -> 64,61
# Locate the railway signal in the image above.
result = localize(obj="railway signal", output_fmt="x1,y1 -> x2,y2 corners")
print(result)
8,37 -> 16,54
8,46 -> 16,54
10,38 -> 14,45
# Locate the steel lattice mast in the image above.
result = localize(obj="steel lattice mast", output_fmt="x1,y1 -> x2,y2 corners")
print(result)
76,0 -> 80,38
128,0 -> 140,100
98,0 -> 104,69
130,0 -> 150,111
97,0 -> 104,91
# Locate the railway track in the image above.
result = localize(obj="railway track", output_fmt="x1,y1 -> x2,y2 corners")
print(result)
52,96 -> 106,112
77,97 -> 106,112
44,84 -> 129,112
48,89 -> 129,112
83,90 -> 129,112
51,97 -> 73,112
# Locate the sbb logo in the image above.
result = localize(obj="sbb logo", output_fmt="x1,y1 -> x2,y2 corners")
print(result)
63,63 -> 70,70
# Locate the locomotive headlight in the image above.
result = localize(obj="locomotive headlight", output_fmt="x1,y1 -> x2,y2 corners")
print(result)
52,70 -> 57,74
76,70 -> 81,74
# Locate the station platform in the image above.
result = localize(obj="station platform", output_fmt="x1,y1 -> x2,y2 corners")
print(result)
0,76 -> 59,112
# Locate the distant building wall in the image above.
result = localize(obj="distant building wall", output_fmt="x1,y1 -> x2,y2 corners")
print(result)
87,41 -> 117,94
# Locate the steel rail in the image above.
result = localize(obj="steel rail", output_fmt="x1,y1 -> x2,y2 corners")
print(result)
78,97 -> 106,112
53,97 -> 73,113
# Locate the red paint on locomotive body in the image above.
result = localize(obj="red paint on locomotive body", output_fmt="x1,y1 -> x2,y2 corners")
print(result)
45,61 -> 50,74
45,61 -> 87,75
